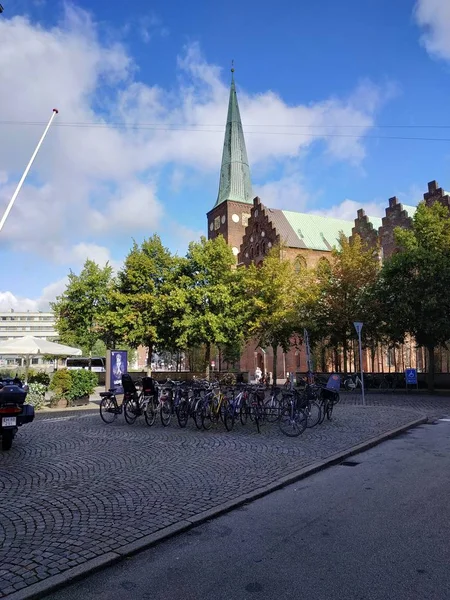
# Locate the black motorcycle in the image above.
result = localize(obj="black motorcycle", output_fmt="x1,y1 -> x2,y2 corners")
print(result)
0,377 -> 35,451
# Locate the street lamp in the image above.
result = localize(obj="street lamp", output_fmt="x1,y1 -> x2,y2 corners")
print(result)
353,321 -> 366,407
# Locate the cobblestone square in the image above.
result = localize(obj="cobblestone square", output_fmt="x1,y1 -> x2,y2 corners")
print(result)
0,394 -> 448,598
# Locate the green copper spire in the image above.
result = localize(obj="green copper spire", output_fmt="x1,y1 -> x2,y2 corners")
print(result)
214,67 -> 253,207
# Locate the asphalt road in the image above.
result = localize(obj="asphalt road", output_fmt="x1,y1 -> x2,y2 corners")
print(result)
43,418 -> 450,600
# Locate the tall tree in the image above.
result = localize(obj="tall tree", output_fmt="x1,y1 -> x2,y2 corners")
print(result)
243,245 -> 307,382
313,233 -> 380,372
178,236 -> 247,379
375,202 -> 450,390
111,235 -> 181,371
51,259 -> 114,365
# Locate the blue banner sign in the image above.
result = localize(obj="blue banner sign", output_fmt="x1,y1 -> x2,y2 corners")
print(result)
110,350 -> 127,394
405,368 -> 417,385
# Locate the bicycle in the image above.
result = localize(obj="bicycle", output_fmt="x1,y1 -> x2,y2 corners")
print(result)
279,391 -> 308,437
342,374 -> 363,392
99,388 -> 129,424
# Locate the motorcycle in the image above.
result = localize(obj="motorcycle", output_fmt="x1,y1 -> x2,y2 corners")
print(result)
0,377 -> 35,451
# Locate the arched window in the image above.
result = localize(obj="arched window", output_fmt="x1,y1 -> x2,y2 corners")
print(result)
294,254 -> 307,272
256,243 -> 260,255
250,247 -> 254,259
261,241 -> 266,254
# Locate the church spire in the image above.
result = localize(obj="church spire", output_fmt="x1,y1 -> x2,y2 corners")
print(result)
214,66 -> 253,207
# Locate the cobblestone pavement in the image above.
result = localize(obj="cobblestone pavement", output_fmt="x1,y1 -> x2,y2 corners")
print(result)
0,396 -> 446,598
339,391 -> 450,420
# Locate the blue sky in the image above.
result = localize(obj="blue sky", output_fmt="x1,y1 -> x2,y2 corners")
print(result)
0,0 -> 450,308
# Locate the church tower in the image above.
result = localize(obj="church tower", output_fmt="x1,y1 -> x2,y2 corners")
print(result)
207,68 -> 254,258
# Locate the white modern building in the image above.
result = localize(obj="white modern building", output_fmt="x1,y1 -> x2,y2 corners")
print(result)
0,309 -> 58,369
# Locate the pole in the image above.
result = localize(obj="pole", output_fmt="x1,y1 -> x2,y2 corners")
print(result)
0,109 -> 58,234
358,329 -> 366,406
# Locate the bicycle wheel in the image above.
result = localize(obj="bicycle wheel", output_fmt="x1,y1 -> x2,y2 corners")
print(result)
144,397 -> 157,426
240,400 -> 248,425
306,401 -> 321,428
160,400 -> 172,426
193,398 -> 204,430
318,400 -> 326,425
100,397 -> 117,424
224,404 -> 236,432
264,395 -> 281,423
326,401 -> 334,420
124,398 -> 139,425
201,401 -> 213,430
279,406 -> 307,437
176,398 -> 189,428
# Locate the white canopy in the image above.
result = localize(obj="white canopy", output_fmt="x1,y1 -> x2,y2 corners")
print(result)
0,336 -> 82,357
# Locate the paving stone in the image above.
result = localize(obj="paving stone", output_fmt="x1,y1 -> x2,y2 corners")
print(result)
0,394 -> 445,598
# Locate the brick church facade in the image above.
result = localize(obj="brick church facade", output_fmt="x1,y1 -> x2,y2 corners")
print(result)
208,71 -> 450,380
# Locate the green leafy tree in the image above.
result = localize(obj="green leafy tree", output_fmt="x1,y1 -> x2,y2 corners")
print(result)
313,233 -> 380,373
178,236 -> 248,379
51,260 -> 114,365
243,245 -> 306,382
375,202 -> 450,390
109,235 -> 183,371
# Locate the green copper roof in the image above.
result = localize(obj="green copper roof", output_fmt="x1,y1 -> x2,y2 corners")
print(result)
273,210 -> 354,251
214,72 -> 253,207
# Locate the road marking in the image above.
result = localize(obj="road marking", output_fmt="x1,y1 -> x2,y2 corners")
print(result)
39,414 -> 95,423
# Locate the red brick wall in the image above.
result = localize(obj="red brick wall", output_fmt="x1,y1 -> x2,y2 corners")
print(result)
207,200 -> 254,259
351,208 -> 379,249
379,197 -> 413,259
239,197 -> 280,266
423,180 -> 450,211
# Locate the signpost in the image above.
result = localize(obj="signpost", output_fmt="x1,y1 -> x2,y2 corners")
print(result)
405,368 -> 418,392
304,328 -> 314,384
353,322 -> 366,406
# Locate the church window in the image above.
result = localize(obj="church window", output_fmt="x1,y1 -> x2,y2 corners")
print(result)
256,243 -> 260,255
242,213 -> 251,227
214,216 -> 220,230
221,215 -> 226,224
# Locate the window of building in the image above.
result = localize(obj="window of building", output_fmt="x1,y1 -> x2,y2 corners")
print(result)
214,216 -> 220,230
250,247 -> 254,259
256,243 -> 260,255
294,255 -> 307,273
262,241 -> 266,254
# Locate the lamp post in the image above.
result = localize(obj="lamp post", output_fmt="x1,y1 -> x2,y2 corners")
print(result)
0,109 -> 58,234
353,321 -> 366,406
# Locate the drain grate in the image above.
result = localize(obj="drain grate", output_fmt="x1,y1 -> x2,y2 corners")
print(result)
340,460 -> 360,467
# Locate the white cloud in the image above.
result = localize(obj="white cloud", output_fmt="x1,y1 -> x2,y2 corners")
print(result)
0,6 -> 393,302
89,182 -> 163,234
312,199 -> 386,221
415,0 -> 450,61
0,276 -> 68,312
255,175 -> 311,212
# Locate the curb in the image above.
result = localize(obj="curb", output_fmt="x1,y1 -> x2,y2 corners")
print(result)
5,415 -> 428,600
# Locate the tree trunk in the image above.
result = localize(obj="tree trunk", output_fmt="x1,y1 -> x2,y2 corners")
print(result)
427,344 -> 435,392
321,344 -> 326,373
146,342 -> 153,376
272,344 -> 278,383
370,345 -> 376,372
342,336 -> 348,373
334,347 -> 339,372
205,342 -> 211,381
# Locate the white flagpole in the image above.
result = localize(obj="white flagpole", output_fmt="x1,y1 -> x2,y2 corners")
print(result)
0,108 -> 59,234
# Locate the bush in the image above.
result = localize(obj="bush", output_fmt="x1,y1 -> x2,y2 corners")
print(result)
49,369 -> 72,395
28,371 -> 51,387
26,383 -> 47,410
66,369 -> 97,403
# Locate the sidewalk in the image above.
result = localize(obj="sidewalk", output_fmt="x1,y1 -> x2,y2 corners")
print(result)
0,401 -> 433,600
